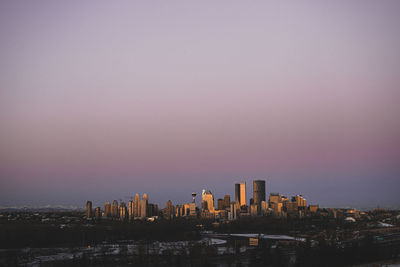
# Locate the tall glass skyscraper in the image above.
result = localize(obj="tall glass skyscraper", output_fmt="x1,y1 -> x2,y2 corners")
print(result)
235,182 -> 246,207
253,180 -> 266,206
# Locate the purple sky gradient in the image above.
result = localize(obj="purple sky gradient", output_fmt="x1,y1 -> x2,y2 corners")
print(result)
1,1 -> 399,209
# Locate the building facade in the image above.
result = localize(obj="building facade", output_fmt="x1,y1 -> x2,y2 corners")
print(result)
201,189 -> 215,212
235,182 -> 246,207
253,180 -> 266,207
86,201 -> 92,218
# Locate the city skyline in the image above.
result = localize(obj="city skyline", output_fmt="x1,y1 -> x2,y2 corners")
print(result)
1,1 -> 399,209
84,179 -> 315,221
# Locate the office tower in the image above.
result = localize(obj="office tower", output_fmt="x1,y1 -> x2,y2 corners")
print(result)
294,195 -> 306,210
309,205 -> 318,213
178,205 -> 185,217
223,195 -> 230,209
201,189 -> 215,212
86,201 -> 93,218
269,193 -> 281,205
134,194 -> 140,217
253,180 -> 266,206
141,197 -> 148,218
147,203 -> 155,217
112,200 -> 119,218
261,201 -> 268,215
272,202 -> 283,217
128,200 -> 134,220
154,204 -> 159,216
201,200 -> 208,211
285,201 -> 298,214
166,200 -> 173,219
119,202 -> 127,220
95,207 -> 101,220
229,202 -> 237,220
269,193 -> 282,216
217,199 -> 224,210
104,202 -> 111,217
250,204 -> 258,216
235,182 -> 246,207
142,193 -> 148,201
189,202 -> 196,216
183,203 -> 190,216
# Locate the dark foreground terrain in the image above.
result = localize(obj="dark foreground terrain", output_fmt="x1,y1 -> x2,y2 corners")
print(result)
0,210 -> 399,266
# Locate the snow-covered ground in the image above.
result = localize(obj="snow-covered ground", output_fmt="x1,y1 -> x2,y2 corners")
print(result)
378,222 -> 394,228
228,233 -> 306,242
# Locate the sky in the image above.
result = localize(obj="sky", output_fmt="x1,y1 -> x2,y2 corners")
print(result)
0,1 -> 399,209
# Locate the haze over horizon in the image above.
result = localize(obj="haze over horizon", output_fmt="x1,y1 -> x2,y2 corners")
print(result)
1,1 -> 399,209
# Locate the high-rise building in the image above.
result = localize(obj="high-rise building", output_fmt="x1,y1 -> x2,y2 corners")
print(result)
294,195 -> 306,210
309,205 -> 318,213
201,189 -> 215,212
128,200 -> 134,219
261,201 -> 268,215
229,202 -> 237,220
201,200 -> 208,211
175,205 -> 183,217
86,201 -> 92,218
147,203 -> 156,217
235,182 -> 246,207
142,193 -> 148,201
134,194 -> 140,217
166,200 -> 173,219
141,197 -> 148,218
189,202 -> 196,216
269,193 -> 281,205
285,201 -> 298,214
253,180 -> 266,206
95,207 -> 101,220
112,200 -> 119,218
250,204 -> 258,216
223,195 -> 230,209
154,204 -> 159,216
271,202 -> 283,216
217,199 -> 224,210
104,202 -> 111,217
119,202 -> 127,220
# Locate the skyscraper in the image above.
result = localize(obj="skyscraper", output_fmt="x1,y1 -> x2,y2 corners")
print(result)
223,195 -> 230,209
95,207 -> 101,220
140,197 -> 148,218
253,180 -> 266,207
86,201 -> 92,218
119,202 -> 127,220
201,189 -> 215,212
189,202 -> 196,216
128,200 -> 134,220
104,202 -> 111,217
294,195 -> 306,210
166,200 -> 173,219
235,182 -> 246,207
112,200 -> 119,218
217,198 -> 224,210
134,194 -> 140,218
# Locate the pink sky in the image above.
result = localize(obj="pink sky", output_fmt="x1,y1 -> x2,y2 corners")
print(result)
0,1 -> 399,208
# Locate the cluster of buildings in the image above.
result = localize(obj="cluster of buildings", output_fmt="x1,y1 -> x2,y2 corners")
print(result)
196,180 -> 317,220
86,180 -> 320,221
86,193 -> 159,221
